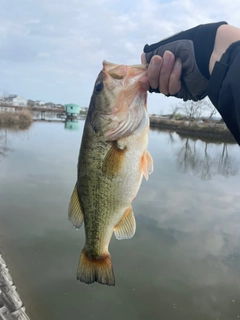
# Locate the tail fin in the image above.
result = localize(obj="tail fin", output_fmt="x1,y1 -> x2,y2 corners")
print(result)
77,249 -> 115,286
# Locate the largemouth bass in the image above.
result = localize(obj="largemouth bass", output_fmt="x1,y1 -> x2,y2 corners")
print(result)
68,61 -> 153,286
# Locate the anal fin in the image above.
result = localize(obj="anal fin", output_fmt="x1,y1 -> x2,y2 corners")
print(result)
68,183 -> 84,229
114,206 -> 136,240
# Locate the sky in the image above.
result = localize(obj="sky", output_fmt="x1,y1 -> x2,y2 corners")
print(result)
0,0 -> 239,114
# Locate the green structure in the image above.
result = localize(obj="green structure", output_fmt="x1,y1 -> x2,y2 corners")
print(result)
64,104 -> 80,117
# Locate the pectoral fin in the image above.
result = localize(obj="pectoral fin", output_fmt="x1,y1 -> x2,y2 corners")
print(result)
102,142 -> 126,177
114,206 -> 136,240
141,150 -> 153,180
68,183 -> 84,229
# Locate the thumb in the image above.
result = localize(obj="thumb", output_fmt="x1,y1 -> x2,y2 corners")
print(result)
141,53 -> 147,64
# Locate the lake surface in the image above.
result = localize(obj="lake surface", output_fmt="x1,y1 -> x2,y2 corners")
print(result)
0,121 -> 240,320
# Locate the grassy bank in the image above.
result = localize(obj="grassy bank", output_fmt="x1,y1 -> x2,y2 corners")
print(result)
150,116 -> 236,143
0,109 -> 33,129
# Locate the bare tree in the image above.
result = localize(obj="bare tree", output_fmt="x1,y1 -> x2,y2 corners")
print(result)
169,104 -> 179,119
179,100 -> 205,120
178,97 -> 220,121
202,97 -> 218,119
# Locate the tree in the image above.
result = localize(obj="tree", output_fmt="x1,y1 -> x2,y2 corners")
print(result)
179,100 -> 205,120
203,98 -> 218,119
169,104 -> 179,119
178,97 -> 219,120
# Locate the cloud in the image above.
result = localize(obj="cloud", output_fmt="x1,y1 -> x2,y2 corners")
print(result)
0,0 -> 239,108
37,52 -> 51,58
25,19 -> 41,25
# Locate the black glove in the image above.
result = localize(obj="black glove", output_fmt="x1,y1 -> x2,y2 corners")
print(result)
143,21 -> 227,101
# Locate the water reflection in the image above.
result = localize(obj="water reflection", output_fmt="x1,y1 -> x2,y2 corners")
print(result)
64,119 -> 80,130
32,112 -> 82,132
0,123 -> 240,320
176,137 -> 238,180
151,127 -> 239,180
32,111 -> 66,121
0,129 -> 12,160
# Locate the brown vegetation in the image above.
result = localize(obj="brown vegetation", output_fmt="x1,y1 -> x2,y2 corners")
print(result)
150,116 -> 236,143
0,109 -> 33,129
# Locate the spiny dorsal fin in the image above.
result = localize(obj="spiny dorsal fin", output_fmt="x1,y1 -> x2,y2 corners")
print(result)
68,183 -> 84,229
102,142 -> 126,177
141,150 -> 153,180
114,206 -> 136,240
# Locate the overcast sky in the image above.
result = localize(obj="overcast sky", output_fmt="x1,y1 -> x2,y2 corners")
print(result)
0,0 -> 239,113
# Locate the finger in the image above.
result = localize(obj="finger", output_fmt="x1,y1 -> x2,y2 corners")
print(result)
148,55 -> 163,89
169,58 -> 182,95
141,53 -> 147,64
159,51 -> 175,95
139,75 -> 150,91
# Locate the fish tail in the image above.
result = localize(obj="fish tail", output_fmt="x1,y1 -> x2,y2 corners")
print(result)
77,249 -> 115,286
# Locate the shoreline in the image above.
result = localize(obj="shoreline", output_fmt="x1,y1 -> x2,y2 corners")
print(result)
0,110 -> 236,143
149,116 -> 236,143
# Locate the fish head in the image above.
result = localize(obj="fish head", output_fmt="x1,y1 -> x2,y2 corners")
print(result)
89,61 -> 148,141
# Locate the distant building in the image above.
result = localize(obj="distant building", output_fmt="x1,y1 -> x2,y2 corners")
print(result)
5,94 -> 27,106
64,104 -> 80,117
35,100 -> 45,106
45,102 -> 55,109
27,100 -> 35,107
55,104 -> 64,109
0,98 -> 5,105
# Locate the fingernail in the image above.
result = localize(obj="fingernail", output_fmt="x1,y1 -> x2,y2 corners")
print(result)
151,59 -> 159,68
175,58 -> 181,68
163,51 -> 172,64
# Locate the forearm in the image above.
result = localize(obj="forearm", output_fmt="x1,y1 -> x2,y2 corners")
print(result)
208,35 -> 240,145
209,24 -> 240,74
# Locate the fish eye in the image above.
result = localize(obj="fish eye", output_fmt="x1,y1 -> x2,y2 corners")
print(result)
95,82 -> 103,93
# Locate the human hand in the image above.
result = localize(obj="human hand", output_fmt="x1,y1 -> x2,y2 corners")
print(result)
140,22 -> 227,101
140,51 -> 182,97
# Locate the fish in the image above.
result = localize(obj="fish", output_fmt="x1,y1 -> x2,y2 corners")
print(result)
68,61 -> 153,286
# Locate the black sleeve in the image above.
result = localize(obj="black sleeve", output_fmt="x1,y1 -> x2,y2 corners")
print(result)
207,41 -> 240,146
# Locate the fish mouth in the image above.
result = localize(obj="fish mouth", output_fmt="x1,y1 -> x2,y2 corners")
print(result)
102,60 -> 148,85
91,61 -> 148,141
104,68 -> 147,141
102,60 -> 148,112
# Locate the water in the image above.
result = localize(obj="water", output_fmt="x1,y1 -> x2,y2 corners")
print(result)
0,121 -> 240,320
